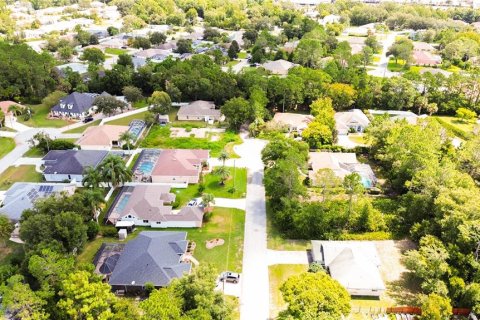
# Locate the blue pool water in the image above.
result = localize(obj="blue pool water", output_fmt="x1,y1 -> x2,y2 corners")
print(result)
138,161 -> 154,173
361,177 -> 372,188
116,194 -> 131,211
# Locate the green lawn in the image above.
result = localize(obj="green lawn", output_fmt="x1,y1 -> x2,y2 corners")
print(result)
348,134 -> 366,145
433,116 -> 475,136
141,125 -> 242,158
104,111 -> 148,126
173,167 -> 247,207
105,48 -> 128,55
0,127 -> 16,132
226,60 -> 239,67
387,59 -> 408,72
63,119 -> 101,134
23,146 -> 45,158
79,207 -> 245,272
18,104 -> 72,128
269,264 -> 308,318
0,137 -> 15,159
132,100 -> 148,109
238,51 -> 247,59
0,165 -> 43,190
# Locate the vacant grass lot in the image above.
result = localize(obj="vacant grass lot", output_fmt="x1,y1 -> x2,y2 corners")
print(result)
105,111 -> 149,126
173,167 -> 247,206
105,48 -> 128,55
433,116 -> 475,139
387,59 -> 408,72
18,104 -> 72,128
269,264 -> 308,318
141,126 -> 242,157
79,207 -> 245,272
0,137 -> 15,159
0,165 -> 43,190
64,119 -> 101,134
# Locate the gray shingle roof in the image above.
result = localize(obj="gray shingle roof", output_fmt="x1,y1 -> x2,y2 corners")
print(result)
177,100 -> 221,118
108,231 -> 191,287
42,150 -> 108,175
0,182 -> 75,221
51,92 -> 100,115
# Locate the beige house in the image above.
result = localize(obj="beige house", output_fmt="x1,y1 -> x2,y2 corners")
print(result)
177,101 -> 222,121
272,112 -> 314,133
334,109 -> 370,135
151,149 -> 209,184
308,152 -> 376,188
75,125 -> 130,150
262,59 -> 296,76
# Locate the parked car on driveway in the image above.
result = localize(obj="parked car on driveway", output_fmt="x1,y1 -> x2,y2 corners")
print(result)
220,271 -> 240,284
83,116 -> 94,123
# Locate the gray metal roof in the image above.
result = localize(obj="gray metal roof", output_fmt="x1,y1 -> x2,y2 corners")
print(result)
0,182 -> 75,221
108,231 -> 191,287
42,150 -> 108,175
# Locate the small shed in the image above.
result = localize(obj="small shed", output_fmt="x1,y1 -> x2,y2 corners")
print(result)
158,114 -> 169,125
118,228 -> 127,240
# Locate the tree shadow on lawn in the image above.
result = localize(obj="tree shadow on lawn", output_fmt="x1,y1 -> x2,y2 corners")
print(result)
386,272 -> 422,306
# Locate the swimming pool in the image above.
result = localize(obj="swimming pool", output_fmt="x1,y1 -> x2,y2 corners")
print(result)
138,161 -> 154,174
128,120 -> 146,140
361,176 -> 372,189
133,149 -> 161,180
115,194 -> 131,212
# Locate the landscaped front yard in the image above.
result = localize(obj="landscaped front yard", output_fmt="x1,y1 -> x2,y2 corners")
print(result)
173,167 -> 247,207
79,207 -> 245,273
18,104 -> 72,128
433,115 -> 475,139
387,58 -> 408,72
0,137 -> 15,159
0,165 -> 43,190
141,125 -> 242,157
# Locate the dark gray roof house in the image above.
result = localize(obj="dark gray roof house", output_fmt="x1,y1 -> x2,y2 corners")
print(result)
0,182 -> 76,221
51,92 -> 109,119
108,231 -> 191,290
42,150 -> 108,182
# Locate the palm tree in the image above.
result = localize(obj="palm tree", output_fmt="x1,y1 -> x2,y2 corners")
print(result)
215,166 -> 230,186
82,166 -> 103,188
201,193 -> 215,210
100,155 -> 132,188
7,104 -> 23,117
82,188 -> 105,222
218,150 -> 229,167
119,131 -> 135,151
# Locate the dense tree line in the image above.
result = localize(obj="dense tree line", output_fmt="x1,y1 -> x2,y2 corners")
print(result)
365,116 -> 480,312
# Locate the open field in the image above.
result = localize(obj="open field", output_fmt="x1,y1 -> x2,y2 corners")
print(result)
105,48 -> 128,55
433,115 -> 475,139
141,126 -> 242,157
79,207 -> 245,272
18,104 -> 72,128
0,165 -> 43,190
0,137 -> 15,159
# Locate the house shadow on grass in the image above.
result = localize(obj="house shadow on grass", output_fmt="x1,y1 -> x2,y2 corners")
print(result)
386,271 -> 422,306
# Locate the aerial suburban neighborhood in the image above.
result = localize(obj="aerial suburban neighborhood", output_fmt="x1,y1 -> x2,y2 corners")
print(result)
0,0 -> 480,319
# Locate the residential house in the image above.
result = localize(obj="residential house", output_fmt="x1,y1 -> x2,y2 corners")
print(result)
151,149 -> 209,184
334,109 -> 370,135
75,125 -> 130,150
272,112 -> 314,133
311,240 -> 386,297
413,41 -> 436,52
0,101 -> 22,115
51,92 -> 105,119
308,152 -> 377,188
0,183 -> 76,221
101,231 -> 191,291
177,101 -> 222,121
262,59 -> 296,76
412,51 -> 442,66
320,14 -> 341,25
42,150 -> 108,182
55,63 -> 89,78
107,185 -> 204,227
283,40 -> 299,54
368,110 -> 427,125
